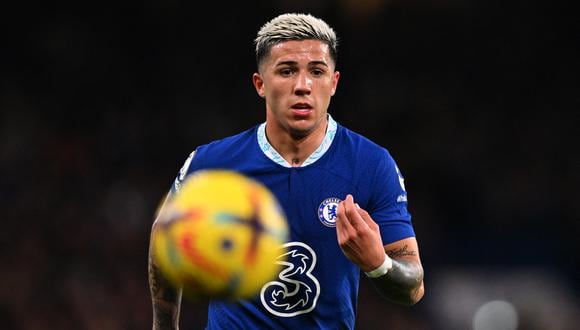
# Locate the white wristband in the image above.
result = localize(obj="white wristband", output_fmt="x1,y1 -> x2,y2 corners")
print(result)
364,254 -> 393,278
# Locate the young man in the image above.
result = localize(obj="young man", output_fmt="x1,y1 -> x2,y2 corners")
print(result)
149,12 -> 424,329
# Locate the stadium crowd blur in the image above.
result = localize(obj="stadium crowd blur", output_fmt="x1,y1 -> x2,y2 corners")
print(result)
1,1 -> 578,329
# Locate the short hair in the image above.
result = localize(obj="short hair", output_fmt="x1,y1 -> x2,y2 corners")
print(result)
254,13 -> 338,69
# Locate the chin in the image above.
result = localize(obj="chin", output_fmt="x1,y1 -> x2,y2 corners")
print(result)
287,123 -> 316,138
291,115 -> 326,134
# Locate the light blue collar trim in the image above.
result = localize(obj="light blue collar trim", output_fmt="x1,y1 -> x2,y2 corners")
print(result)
257,115 -> 337,168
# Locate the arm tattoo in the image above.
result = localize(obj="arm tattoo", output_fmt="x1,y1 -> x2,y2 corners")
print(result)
386,245 -> 417,258
149,240 -> 182,330
368,245 -> 424,306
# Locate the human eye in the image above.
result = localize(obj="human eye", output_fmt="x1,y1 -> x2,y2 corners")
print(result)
311,68 -> 325,77
279,67 -> 294,76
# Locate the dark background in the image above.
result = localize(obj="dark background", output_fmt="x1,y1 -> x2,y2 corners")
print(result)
1,1 -> 578,329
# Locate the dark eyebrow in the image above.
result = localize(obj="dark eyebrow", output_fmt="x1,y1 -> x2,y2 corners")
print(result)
275,60 -> 329,67
309,61 -> 329,67
276,61 -> 298,67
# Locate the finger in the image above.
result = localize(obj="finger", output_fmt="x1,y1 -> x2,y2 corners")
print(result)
356,207 -> 378,230
344,195 -> 369,230
335,200 -> 353,241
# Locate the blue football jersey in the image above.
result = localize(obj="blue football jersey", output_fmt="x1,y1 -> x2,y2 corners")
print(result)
171,115 -> 414,329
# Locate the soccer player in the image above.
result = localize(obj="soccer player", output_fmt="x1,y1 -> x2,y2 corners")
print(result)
148,12 -> 425,329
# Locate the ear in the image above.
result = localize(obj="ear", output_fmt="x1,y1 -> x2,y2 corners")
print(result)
252,73 -> 265,98
330,71 -> 340,96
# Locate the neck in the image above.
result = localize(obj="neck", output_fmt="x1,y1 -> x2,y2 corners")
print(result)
265,117 -> 328,167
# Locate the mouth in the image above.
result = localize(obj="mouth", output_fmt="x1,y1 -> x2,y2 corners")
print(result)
291,103 -> 313,116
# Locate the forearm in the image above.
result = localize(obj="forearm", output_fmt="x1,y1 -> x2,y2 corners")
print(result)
149,232 -> 182,330
367,257 -> 424,306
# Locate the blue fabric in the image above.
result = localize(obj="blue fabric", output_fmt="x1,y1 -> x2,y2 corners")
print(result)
171,120 -> 414,329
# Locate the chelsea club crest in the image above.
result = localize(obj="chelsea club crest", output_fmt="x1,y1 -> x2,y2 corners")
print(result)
317,197 -> 342,227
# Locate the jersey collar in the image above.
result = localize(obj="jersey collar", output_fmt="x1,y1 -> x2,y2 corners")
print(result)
257,114 -> 338,168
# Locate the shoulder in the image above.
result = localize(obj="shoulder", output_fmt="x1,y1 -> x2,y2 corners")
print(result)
200,126 -> 257,151
173,125 -> 259,192
189,124 -> 263,166
191,125 -> 259,161
335,123 -> 392,161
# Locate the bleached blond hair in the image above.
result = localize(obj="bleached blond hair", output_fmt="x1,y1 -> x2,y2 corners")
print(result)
254,13 -> 338,69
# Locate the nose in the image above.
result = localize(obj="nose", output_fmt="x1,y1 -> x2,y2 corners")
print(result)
294,72 -> 312,95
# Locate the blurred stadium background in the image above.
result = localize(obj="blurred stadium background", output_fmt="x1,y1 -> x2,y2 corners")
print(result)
1,1 -> 578,329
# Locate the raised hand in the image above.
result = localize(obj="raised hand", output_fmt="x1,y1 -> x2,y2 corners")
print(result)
336,194 -> 387,272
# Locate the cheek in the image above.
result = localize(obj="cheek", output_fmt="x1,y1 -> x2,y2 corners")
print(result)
316,82 -> 336,99
266,84 -> 287,102
265,88 -> 286,112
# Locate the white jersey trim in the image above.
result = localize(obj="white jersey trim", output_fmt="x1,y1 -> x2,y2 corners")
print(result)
257,115 -> 337,168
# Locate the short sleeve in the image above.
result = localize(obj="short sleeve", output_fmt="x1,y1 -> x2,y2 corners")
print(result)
368,149 -> 415,245
171,149 -> 197,194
